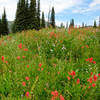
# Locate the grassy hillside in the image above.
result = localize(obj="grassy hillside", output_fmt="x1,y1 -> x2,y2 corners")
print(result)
0,28 -> 100,100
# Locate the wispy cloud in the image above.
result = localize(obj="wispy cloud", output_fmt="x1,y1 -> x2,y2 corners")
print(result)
89,0 -> 100,7
41,0 -> 83,14
73,0 -> 100,13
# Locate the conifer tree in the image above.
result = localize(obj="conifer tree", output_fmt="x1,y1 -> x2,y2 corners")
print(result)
14,0 -> 22,32
41,12 -> 45,28
37,0 -> 40,30
19,0 -> 26,30
14,0 -> 26,32
24,0 -> 30,30
70,19 -> 74,28
2,9 -> 9,35
94,20 -> 97,28
29,0 -> 37,29
50,7 -> 55,28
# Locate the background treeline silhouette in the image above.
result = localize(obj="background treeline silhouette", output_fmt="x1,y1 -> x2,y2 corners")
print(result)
0,0 -> 55,36
0,0 -> 100,36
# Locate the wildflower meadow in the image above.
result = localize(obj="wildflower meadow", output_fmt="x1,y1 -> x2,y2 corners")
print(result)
0,27 -> 100,100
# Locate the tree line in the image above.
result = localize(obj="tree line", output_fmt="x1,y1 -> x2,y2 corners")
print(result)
0,0 -> 100,36
12,0 -> 55,33
0,0 -> 55,36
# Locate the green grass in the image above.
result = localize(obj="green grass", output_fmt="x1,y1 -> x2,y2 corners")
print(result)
0,28 -> 100,100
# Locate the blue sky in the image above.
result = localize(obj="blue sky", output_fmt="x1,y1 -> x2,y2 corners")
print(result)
0,0 -> 100,26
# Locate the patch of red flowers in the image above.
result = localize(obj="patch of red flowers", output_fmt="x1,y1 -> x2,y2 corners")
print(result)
77,78 -> 80,84
25,92 -> 30,98
22,82 -> 26,86
85,57 -> 96,64
88,77 -> 93,83
68,71 -> 76,79
92,83 -> 96,87
50,32 -> 56,38
51,90 -> 65,100
98,73 -> 100,77
24,48 -> 28,51
1,56 -> 4,61
17,56 -> 20,60
93,75 -> 97,82
1,56 -> 8,64
25,77 -> 29,81
39,63 -> 42,67
67,76 -> 70,80
27,65 -> 29,68
18,43 -> 22,49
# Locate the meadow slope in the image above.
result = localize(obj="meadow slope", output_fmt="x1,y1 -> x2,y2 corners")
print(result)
0,28 -> 100,100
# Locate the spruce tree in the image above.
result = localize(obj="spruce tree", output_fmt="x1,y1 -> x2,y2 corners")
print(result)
29,0 -> 37,29
14,0 -> 22,32
94,20 -> 97,28
14,0 -> 26,32
37,0 -> 40,30
24,0 -> 30,30
19,0 -> 26,30
50,7 -> 55,28
70,19 -> 74,28
2,9 -> 9,35
41,12 -> 45,28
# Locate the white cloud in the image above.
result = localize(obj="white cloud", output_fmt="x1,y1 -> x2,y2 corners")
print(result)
0,0 -> 17,20
89,0 -> 100,7
73,6 -> 100,13
0,0 -> 83,20
73,0 -> 100,13
41,0 -> 82,14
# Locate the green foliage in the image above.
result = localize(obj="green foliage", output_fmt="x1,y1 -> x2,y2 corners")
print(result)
0,28 -> 100,99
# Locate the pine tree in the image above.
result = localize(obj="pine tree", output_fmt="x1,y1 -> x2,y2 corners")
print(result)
19,0 -> 26,30
50,7 -> 55,28
70,19 -> 74,28
29,0 -> 37,29
14,0 -> 22,32
24,0 -> 30,30
41,12 -> 45,28
14,0 -> 26,32
94,20 -> 97,28
0,18 -> 2,36
2,9 -> 9,35
37,0 -> 40,30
